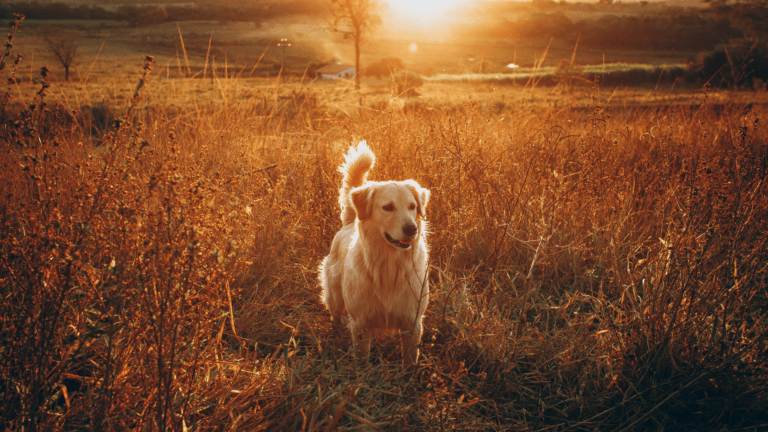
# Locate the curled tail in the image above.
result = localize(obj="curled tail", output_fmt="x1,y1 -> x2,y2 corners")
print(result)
338,140 -> 375,224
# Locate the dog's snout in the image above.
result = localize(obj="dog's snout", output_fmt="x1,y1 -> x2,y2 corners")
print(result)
403,223 -> 418,238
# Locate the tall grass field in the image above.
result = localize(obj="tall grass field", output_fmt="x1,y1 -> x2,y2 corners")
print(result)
1,15 -> 767,432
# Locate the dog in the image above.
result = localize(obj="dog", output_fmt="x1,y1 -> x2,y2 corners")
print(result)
319,141 -> 430,368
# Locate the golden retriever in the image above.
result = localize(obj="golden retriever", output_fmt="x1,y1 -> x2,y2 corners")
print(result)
319,141 -> 430,368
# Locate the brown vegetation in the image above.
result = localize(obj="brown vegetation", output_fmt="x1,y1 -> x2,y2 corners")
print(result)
1,15 -> 768,432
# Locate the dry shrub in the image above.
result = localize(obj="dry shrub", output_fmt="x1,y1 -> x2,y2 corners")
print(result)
1,16 -> 767,431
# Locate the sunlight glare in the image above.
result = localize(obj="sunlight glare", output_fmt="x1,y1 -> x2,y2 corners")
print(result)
386,0 -> 465,17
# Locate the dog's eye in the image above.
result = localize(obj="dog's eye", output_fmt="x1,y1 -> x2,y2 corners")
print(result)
383,204 -> 394,212
409,204 -> 416,211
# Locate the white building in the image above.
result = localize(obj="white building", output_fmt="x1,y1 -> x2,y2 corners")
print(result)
315,64 -> 356,80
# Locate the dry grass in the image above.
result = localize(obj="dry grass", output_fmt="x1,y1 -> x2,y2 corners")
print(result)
1,16 -> 767,431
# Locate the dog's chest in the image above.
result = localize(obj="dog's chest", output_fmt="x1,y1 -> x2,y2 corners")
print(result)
373,257 -> 425,307
371,258 -> 415,293
366,266 -> 415,329
345,245 -> 428,330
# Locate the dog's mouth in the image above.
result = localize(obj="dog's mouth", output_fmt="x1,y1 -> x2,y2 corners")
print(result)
385,233 -> 412,249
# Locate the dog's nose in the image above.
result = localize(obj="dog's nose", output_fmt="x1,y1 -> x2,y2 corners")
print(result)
403,223 -> 417,238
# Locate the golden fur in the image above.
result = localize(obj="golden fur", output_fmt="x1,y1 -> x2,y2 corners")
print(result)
319,141 -> 431,367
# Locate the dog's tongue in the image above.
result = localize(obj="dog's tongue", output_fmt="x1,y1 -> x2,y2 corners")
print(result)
385,233 -> 412,248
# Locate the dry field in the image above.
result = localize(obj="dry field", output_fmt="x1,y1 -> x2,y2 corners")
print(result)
2,17 -> 768,432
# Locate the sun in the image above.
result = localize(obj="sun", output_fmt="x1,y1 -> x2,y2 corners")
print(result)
385,0 -> 465,17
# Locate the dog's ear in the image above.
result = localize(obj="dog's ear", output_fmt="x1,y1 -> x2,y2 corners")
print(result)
404,180 -> 430,218
351,185 -> 375,221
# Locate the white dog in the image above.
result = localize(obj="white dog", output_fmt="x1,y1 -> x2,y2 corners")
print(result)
319,141 -> 430,368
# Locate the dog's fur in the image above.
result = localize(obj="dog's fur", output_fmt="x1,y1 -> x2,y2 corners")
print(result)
319,141 -> 430,367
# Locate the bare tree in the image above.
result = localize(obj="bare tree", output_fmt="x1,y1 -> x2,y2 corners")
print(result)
330,0 -> 382,90
39,26 -> 79,81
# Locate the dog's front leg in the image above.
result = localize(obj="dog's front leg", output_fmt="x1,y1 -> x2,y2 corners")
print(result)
349,322 -> 371,361
400,320 -> 422,369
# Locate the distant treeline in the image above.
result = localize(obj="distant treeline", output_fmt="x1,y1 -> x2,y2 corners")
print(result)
474,10 -> 737,52
0,1 -> 328,26
468,0 -> 768,88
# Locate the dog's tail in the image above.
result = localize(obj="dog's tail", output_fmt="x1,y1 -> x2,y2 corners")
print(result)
338,140 -> 375,224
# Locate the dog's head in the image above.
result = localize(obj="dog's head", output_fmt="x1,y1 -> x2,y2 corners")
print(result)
350,180 -> 430,250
